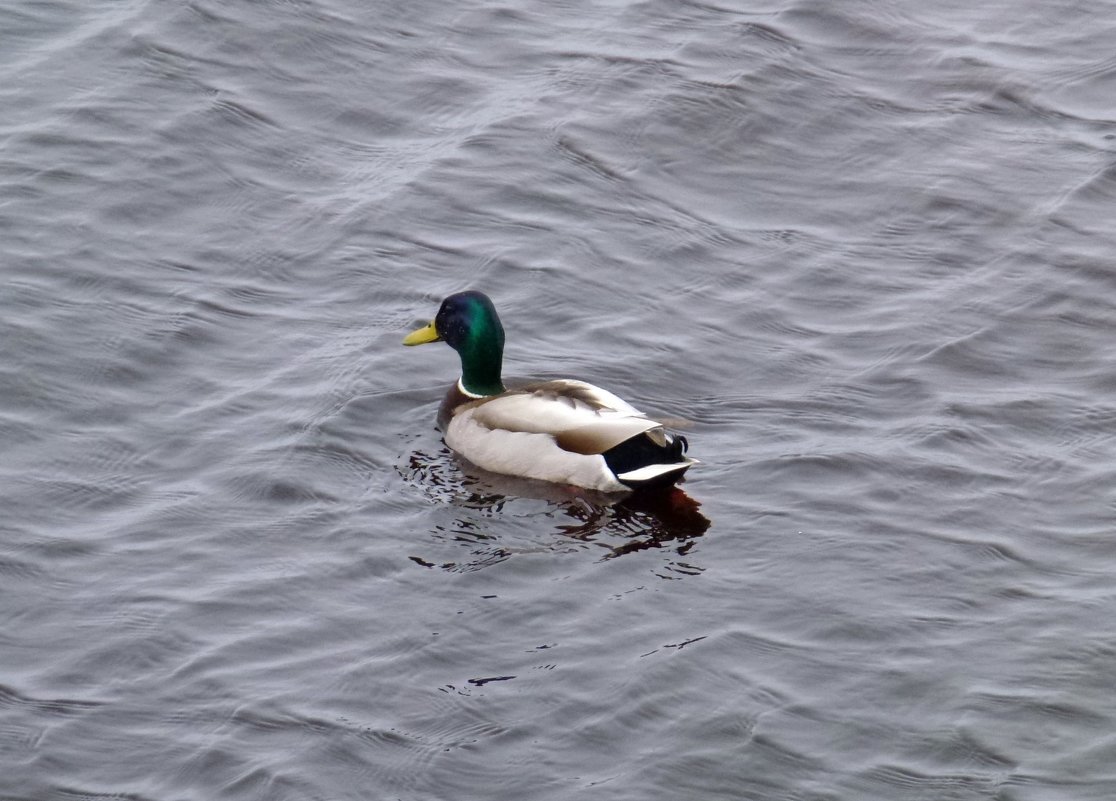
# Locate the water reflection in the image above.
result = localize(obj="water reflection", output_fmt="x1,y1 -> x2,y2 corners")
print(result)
556,487 -> 710,562
401,447 -> 710,573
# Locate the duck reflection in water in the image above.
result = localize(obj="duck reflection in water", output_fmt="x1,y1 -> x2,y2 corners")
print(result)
404,447 -> 709,567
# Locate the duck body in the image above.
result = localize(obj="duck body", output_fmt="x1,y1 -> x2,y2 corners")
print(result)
404,291 -> 695,493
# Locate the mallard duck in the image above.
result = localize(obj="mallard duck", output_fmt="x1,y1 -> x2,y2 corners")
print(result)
403,291 -> 696,492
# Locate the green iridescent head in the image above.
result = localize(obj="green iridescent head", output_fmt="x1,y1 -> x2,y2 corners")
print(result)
403,290 -> 506,396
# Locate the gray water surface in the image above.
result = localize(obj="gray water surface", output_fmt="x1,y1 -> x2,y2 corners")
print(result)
3,0 -> 1116,799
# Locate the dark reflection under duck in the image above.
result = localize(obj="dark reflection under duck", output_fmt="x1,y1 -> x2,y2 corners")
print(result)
401,446 -> 710,569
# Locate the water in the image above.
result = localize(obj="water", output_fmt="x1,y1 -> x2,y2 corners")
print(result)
3,0 -> 1116,798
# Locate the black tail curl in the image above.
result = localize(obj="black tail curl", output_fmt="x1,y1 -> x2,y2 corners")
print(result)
602,431 -> 689,483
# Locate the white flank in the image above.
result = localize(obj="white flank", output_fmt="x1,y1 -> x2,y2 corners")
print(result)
443,378 -> 688,493
446,412 -> 626,492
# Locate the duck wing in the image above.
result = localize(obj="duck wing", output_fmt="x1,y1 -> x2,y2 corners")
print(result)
466,379 -> 660,455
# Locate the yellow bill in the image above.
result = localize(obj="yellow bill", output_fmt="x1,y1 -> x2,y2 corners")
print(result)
403,321 -> 440,346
